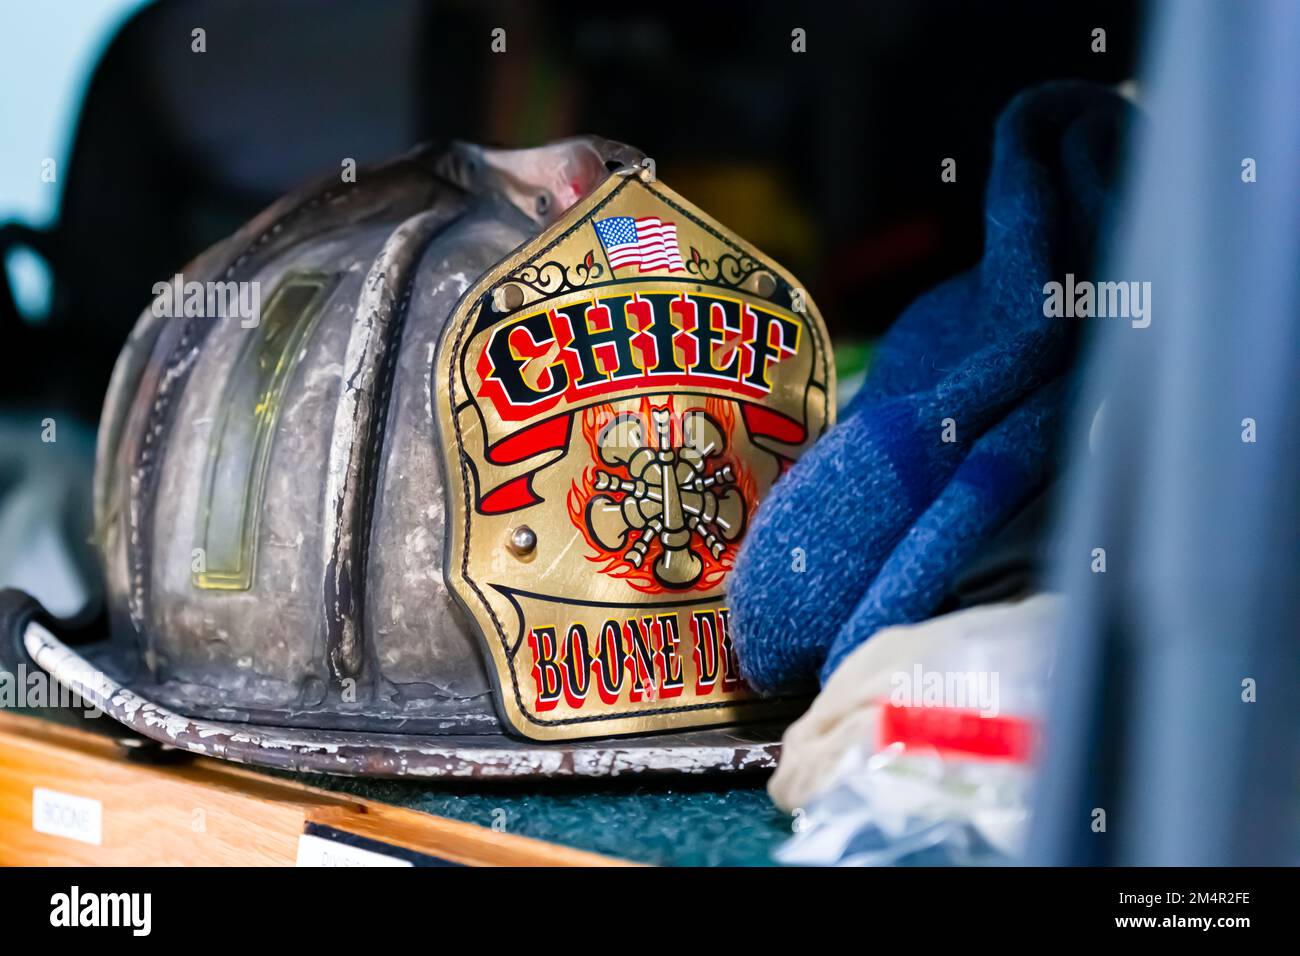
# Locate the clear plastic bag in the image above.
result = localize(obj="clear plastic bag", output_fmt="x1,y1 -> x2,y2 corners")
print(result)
777,736 -> 1033,866
774,597 -> 1056,866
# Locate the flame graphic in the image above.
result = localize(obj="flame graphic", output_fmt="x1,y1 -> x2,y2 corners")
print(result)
566,396 -> 757,594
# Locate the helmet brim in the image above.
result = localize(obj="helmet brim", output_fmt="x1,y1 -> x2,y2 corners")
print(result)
21,620 -> 785,780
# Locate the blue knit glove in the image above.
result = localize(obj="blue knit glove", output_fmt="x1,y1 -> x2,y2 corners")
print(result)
729,82 -> 1131,691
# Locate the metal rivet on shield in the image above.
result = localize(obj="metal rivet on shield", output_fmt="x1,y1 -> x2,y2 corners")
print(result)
492,283 -> 525,313
746,270 -> 777,299
508,525 -> 537,557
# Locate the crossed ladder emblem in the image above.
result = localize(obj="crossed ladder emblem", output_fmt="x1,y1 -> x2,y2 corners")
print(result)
584,407 -> 747,589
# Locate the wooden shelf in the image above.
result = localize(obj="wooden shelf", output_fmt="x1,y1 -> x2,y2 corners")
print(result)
0,712 -> 627,867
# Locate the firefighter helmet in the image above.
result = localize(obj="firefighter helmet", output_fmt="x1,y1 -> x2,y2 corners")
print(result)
5,138 -> 834,778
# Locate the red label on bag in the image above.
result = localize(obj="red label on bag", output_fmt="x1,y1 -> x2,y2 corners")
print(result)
878,704 -> 1037,763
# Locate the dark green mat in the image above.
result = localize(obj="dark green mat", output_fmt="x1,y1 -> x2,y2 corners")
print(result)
298,772 -> 793,866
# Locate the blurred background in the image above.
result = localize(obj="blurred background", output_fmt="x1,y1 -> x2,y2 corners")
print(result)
2,0 -> 1144,406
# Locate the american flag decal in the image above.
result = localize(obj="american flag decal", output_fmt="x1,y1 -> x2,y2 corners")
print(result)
593,216 -> 686,273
